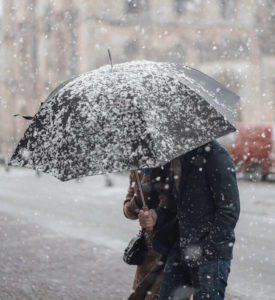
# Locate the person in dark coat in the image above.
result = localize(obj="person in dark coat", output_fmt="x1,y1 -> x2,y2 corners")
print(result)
138,140 -> 240,300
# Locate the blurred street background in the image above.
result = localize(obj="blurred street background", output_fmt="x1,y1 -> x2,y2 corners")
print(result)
0,0 -> 275,299
0,0 -> 275,154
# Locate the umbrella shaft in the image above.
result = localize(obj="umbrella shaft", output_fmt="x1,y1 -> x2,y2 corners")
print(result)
134,170 -> 146,208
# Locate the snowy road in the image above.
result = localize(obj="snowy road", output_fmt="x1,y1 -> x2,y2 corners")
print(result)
0,167 -> 275,299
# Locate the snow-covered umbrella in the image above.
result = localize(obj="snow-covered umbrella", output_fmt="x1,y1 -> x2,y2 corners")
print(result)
9,60 -> 239,181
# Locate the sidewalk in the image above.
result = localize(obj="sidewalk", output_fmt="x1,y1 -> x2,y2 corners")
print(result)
0,211 -> 242,300
0,212 -> 134,300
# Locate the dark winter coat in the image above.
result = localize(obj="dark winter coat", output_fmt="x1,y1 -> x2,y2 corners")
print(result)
153,140 -> 240,266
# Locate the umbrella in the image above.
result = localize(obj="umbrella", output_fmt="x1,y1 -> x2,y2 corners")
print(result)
9,60 -> 239,181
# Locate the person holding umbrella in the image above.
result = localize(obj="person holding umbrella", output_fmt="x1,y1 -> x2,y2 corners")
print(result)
139,141 -> 240,300
123,167 -> 176,300
9,60 -> 240,299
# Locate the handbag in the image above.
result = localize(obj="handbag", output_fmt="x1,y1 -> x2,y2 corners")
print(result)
123,229 -> 147,265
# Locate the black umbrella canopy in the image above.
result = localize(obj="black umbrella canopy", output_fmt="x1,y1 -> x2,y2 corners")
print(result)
9,61 -> 239,181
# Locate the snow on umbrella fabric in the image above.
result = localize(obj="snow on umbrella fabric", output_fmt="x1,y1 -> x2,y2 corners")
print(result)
9,61 -> 239,181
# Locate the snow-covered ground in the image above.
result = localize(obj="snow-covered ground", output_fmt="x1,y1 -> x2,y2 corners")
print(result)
0,166 -> 275,299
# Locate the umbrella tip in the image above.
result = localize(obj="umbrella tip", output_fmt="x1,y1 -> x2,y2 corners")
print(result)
107,48 -> 113,72
13,114 -> 33,120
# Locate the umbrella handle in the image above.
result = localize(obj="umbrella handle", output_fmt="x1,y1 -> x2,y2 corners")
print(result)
134,171 -> 153,232
143,206 -> 153,232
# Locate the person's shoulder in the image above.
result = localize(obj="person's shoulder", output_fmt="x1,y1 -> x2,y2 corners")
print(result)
129,170 -> 136,181
209,140 -> 231,156
206,140 -> 235,167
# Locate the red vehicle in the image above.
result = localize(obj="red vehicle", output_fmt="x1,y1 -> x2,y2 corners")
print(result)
219,123 -> 275,181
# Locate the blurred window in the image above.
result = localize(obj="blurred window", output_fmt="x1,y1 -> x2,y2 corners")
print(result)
124,39 -> 139,57
174,0 -> 189,16
267,0 -> 275,29
220,0 -> 235,19
126,0 -> 140,14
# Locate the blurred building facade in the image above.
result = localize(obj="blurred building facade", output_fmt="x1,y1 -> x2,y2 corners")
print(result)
0,0 -> 275,153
